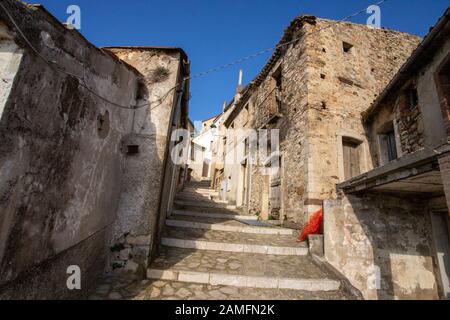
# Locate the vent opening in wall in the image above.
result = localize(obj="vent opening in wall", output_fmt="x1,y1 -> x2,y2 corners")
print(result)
127,145 -> 140,155
343,42 -> 353,53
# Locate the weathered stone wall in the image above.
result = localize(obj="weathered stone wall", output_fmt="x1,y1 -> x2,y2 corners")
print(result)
0,1 -> 141,298
324,194 -> 439,300
395,94 -> 425,154
366,32 -> 450,164
222,94 -> 251,206
248,19 -> 312,224
439,154 -> 450,215
247,16 -> 421,227
306,20 -> 421,222
103,48 -> 186,272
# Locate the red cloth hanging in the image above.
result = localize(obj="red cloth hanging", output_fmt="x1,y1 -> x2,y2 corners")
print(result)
298,209 -> 323,242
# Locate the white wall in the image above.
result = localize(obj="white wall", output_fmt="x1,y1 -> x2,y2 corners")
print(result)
0,23 -> 23,121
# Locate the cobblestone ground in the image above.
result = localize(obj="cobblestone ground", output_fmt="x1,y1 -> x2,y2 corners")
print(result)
152,247 -> 332,279
89,275 -> 351,300
89,181 -> 356,300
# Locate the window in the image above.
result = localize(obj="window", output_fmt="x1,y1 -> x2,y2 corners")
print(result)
342,138 -> 361,180
385,130 -> 398,161
377,121 -> 399,165
343,42 -> 353,53
407,87 -> 419,109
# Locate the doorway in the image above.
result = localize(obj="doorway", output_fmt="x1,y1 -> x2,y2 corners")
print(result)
343,138 -> 361,180
431,211 -> 450,299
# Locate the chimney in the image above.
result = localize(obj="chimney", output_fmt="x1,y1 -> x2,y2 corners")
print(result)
222,100 -> 227,112
236,69 -> 243,94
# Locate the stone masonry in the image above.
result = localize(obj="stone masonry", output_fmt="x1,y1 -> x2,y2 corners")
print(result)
0,0 -> 189,299
222,15 -> 421,228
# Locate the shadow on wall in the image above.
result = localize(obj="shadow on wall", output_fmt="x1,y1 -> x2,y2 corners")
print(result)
108,80 -> 163,275
325,193 -> 439,300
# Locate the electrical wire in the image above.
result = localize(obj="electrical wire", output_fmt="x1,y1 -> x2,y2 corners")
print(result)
0,1 -> 178,111
186,0 -> 389,80
0,0 -> 389,111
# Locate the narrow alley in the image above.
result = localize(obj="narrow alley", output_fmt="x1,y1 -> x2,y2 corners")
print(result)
1,0 -> 449,302
89,179 -> 358,300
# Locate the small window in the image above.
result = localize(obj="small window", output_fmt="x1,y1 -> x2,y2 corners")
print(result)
244,138 -> 249,157
385,131 -> 398,162
343,42 -> 353,53
407,87 -> 419,109
377,121 -> 399,165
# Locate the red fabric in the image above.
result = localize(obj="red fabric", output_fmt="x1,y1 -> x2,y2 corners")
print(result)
298,209 -> 323,242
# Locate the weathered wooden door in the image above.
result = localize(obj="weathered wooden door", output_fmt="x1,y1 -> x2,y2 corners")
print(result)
343,140 -> 360,180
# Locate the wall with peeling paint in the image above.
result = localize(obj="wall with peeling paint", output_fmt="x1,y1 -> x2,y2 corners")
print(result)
0,0 -> 141,298
104,47 -> 188,274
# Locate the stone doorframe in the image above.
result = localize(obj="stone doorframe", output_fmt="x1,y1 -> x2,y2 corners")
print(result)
336,129 -> 369,182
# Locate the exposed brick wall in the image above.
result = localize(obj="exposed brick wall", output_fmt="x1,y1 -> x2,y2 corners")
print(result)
395,93 -> 425,154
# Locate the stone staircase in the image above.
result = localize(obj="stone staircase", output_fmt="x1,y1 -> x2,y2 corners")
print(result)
142,180 -> 357,299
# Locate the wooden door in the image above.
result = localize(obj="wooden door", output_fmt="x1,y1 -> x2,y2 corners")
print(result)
343,140 -> 360,180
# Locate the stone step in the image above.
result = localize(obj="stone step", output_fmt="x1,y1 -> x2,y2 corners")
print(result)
147,269 -> 340,292
89,277 -> 352,300
174,200 -> 237,210
174,203 -> 241,215
185,182 -> 211,188
180,188 -> 219,195
177,190 -> 219,197
161,225 -> 305,256
175,195 -> 228,204
165,215 -> 293,235
172,209 -> 258,221
147,247 -> 340,291
161,237 -> 307,256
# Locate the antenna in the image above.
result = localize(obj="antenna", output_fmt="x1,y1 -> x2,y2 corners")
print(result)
237,69 -> 243,94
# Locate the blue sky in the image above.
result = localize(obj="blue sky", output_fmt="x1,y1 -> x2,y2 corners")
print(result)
37,0 -> 449,122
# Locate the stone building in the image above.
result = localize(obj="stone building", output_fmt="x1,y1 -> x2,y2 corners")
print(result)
326,7 -> 450,299
209,9 -> 450,299
217,15 -> 421,227
0,0 -> 189,299
188,114 -> 220,180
